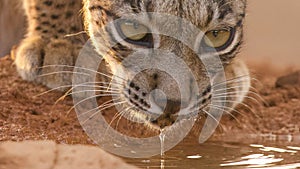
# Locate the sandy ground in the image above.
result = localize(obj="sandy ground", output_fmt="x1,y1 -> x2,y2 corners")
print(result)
0,55 -> 299,145
0,56 -> 90,144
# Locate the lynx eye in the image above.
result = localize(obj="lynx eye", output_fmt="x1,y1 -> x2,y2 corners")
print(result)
116,20 -> 153,47
202,28 -> 235,51
119,20 -> 148,40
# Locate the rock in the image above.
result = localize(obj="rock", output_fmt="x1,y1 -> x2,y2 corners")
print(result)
275,71 -> 300,88
0,141 -> 56,169
0,141 -> 139,169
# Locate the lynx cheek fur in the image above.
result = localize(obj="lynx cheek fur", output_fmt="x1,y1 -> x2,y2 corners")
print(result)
14,0 -> 250,129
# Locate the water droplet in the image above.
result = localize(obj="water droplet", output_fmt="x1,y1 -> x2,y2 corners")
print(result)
159,129 -> 166,157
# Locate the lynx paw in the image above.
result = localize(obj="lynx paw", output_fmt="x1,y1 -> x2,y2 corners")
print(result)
15,36 -> 80,90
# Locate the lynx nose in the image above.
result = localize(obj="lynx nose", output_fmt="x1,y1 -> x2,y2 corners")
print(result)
149,89 -> 188,114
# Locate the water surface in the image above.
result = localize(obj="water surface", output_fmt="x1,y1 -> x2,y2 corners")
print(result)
125,135 -> 300,169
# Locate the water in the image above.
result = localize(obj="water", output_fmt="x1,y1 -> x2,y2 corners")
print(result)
159,129 -> 166,169
159,129 -> 166,157
125,135 -> 300,169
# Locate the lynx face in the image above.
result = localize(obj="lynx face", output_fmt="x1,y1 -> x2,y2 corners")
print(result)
83,0 -> 249,129
14,0 -> 249,130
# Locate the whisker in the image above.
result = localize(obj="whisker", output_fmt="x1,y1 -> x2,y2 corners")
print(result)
208,104 -> 258,133
211,100 -> 257,116
208,105 -> 241,123
34,84 -> 74,97
212,75 -> 250,88
213,85 -> 256,93
77,99 -> 117,118
213,95 -> 260,106
64,31 -> 87,37
34,81 -> 124,117
213,90 -> 252,96
54,83 -> 121,105
82,101 -> 127,125
208,104 -> 246,118
115,109 -> 128,131
213,90 -> 263,105
35,81 -> 121,97
71,84 -> 120,91
92,81 -> 124,86
81,102 -> 119,121
104,106 -> 133,136
70,89 -> 121,96
202,109 -> 225,132
248,88 -> 269,107
38,71 -> 91,78
214,84 -> 264,103
39,65 -> 126,81
250,77 -> 265,88
67,93 -> 121,115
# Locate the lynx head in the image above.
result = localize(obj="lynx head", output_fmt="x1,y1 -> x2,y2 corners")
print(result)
82,0 -> 247,129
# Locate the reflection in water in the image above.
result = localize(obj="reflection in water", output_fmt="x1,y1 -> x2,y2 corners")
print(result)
187,155 -> 202,159
125,139 -> 300,169
221,144 -> 300,168
221,154 -> 283,167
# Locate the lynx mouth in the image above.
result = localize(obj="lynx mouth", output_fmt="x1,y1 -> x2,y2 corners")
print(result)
120,83 -> 213,129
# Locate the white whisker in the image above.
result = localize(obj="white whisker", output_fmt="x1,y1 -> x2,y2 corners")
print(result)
68,93 -> 121,114
213,85 -> 256,93
208,104 -> 246,118
38,71 -> 91,78
202,109 -> 225,131
211,100 -> 256,115
104,106 -> 133,136
39,64 -> 126,81
213,90 -> 263,104
82,101 -> 127,125
208,105 -> 240,123
212,75 -> 250,88
78,99 -> 117,118
64,31 -> 87,37
70,89 -> 120,95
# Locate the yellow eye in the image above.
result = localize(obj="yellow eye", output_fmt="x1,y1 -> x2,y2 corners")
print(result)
203,29 -> 233,49
119,21 -> 148,41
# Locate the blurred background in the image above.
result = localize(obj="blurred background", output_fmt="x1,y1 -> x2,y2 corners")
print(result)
0,0 -> 25,57
243,0 -> 300,68
0,0 -> 299,68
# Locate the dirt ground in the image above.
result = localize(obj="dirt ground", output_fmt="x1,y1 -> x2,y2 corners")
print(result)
0,55 -> 299,145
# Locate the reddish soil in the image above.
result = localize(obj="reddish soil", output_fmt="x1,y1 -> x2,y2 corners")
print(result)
0,56 -> 299,144
0,56 -> 91,144
215,64 -> 300,142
